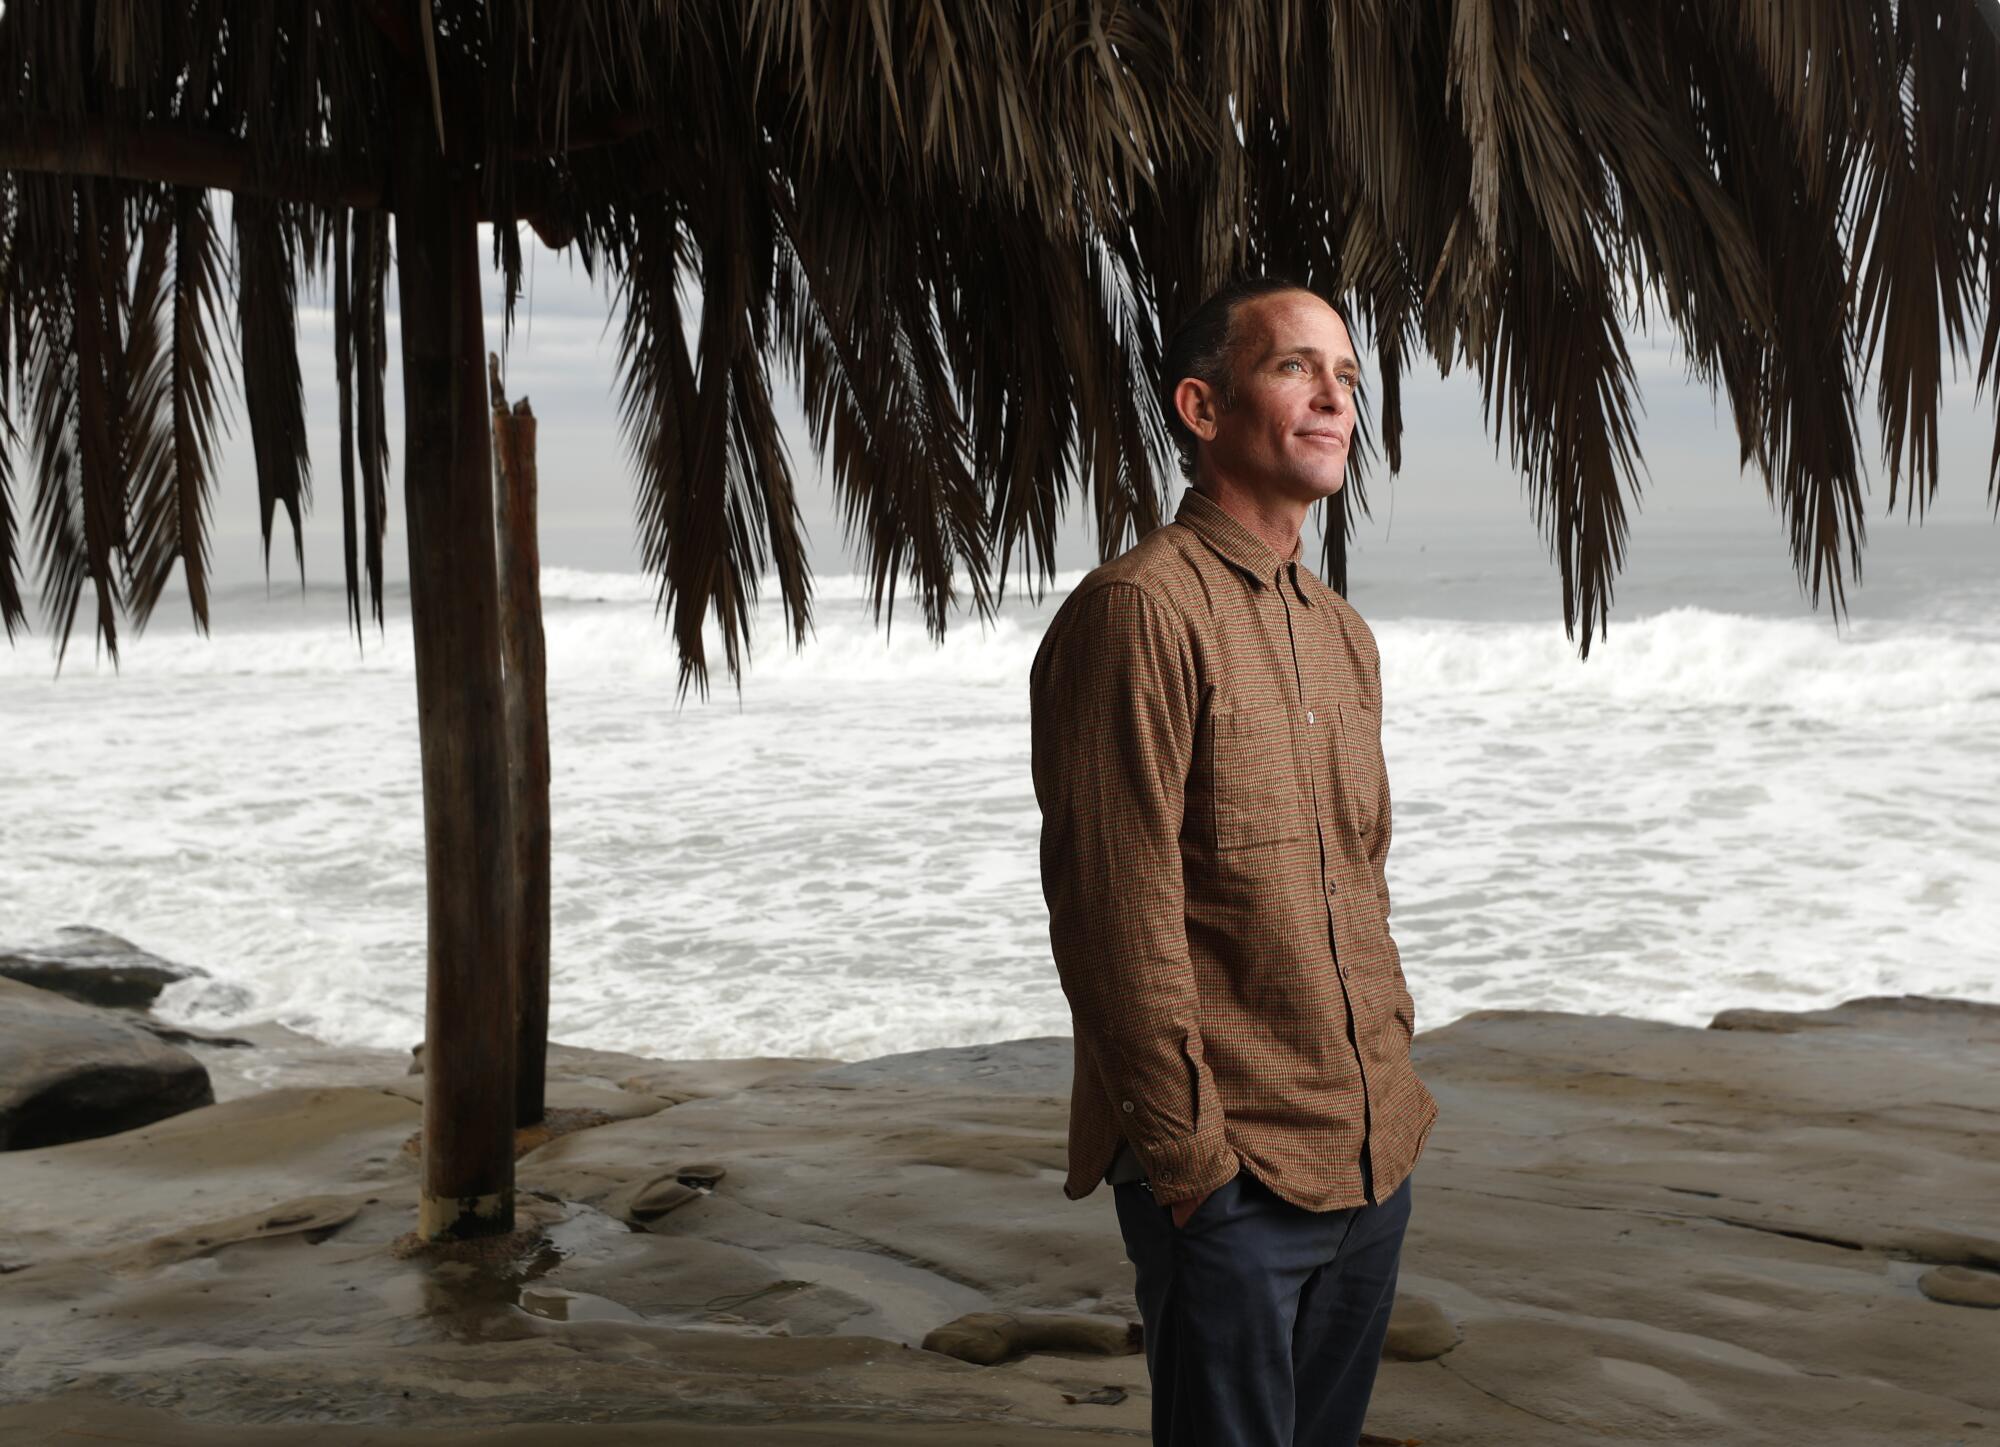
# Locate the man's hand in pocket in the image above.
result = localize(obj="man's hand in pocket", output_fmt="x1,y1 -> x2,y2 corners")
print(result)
1166,1182 -> 1221,1229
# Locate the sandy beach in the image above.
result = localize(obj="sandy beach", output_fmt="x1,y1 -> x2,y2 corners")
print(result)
3,935 -> 1996,1446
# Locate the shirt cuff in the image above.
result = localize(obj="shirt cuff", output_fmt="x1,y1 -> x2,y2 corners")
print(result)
1132,1125 -> 1240,1203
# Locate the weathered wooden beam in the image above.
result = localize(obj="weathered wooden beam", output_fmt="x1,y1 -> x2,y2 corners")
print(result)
0,113 -> 618,239
489,357 -> 552,1131
395,103 -> 518,1243
0,116 -> 384,209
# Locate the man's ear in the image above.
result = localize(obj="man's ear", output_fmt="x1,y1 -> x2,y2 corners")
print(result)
1174,376 -> 1220,443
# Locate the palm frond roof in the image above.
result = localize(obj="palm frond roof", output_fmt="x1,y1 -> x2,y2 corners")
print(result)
2,1 -> 1996,688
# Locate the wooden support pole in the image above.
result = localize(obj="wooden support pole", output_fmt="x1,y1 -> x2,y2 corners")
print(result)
489,357 -> 552,1130
395,105 -> 518,1242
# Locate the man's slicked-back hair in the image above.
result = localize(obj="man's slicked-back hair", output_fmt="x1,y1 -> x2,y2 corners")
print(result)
1157,276 -> 1336,480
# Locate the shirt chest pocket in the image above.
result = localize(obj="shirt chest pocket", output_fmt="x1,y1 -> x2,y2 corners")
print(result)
1333,700 -> 1384,839
1203,701 -> 1309,851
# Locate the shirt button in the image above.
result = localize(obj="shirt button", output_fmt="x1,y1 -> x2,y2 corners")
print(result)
1327,879 -> 1337,895
1306,709 -> 1315,723
1121,1100 -> 1135,1113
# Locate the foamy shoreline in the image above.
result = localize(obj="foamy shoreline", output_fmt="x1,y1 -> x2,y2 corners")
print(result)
8,574 -> 1996,1069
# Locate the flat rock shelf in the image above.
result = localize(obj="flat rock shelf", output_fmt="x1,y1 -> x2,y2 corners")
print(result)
1,994 -> 1996,1444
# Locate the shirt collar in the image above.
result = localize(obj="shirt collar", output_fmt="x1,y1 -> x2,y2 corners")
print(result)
1174,486 -> 1315,607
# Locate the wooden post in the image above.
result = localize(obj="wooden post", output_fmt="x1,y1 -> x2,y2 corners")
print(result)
489,357 -> 552,1129
394,107 -> 518,1241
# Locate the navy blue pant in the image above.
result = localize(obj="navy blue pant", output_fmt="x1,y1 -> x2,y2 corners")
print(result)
1111,1164 -> 1413,1447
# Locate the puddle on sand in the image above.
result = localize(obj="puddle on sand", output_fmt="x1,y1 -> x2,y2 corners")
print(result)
397,1199 -> 629,1341
391,1197 -> 988,1347
515,1286 -> 647,1323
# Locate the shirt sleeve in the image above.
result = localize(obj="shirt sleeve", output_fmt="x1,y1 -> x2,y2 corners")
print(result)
1029,581 -> 1238,1202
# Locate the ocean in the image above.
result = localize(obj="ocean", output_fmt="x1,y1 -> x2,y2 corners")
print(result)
4,512 -> 1996,1063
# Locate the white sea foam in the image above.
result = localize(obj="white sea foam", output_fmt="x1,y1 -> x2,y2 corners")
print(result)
3,562 -> 1996,1063
1379,608 -> 2000,715
14,573 -> 1994,713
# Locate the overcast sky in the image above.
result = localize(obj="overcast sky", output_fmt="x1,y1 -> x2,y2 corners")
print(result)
104,225 -> 2000,601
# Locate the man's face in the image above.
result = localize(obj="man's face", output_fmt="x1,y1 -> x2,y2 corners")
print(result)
1186,290 -> 1359,506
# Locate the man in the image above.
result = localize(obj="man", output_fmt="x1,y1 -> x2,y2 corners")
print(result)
1028,278 -> 1438,1446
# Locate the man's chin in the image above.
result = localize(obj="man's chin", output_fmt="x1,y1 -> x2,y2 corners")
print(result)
1301,469 -> 1347,502
1280,450 -> 1348,498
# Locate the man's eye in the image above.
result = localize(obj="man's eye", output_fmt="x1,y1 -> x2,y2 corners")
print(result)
1280,359 -> 1306,373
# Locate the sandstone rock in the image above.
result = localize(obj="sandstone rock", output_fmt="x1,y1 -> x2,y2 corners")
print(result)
923,1310 -> 1142,1364
600,1168 -> 714,1224
1709,993 -> 2000,1039
1919,1265 -> 2000,1309
1382,1293 -> 1459,1360
407,1038 -> 836,1103
3,999 -> 1997,1445
1705,1007 -> 1844,1033
0,926 -> 198,1010
130,1019 -> 254,1049
614,1056 -> 847,1102
106,1194 -> 364,1271
0,977 -> 214,1150
179,1022 -> 410,1101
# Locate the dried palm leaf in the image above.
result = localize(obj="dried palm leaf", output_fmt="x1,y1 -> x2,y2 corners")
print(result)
232,193 -> 310,586
0,0 -> 1995,681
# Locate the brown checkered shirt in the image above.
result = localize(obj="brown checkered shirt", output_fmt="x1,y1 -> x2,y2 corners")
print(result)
1030,485 -> 1438,1212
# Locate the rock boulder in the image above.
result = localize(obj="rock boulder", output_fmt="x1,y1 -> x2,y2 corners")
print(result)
0,926 -> 199,1010
0,977 -> 213,1150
